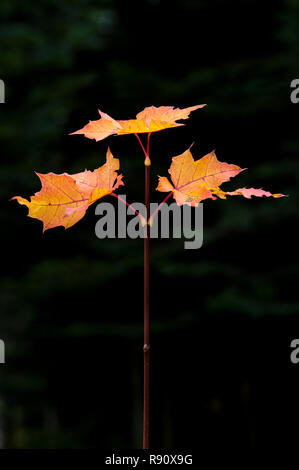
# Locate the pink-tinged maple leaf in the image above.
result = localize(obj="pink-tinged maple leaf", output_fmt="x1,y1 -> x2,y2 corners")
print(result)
157,147 -> 245,206
157,147 -> 286,205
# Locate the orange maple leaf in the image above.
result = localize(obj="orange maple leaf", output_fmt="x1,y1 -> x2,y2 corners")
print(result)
157,148 -> 285,205
70,104 -> 206,142
157,148 -> 244,206
12,148 -> 123,232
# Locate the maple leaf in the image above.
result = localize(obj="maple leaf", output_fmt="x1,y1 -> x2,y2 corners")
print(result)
70,104 -> 206,142
157,148 -> 244,206
157,147 -> 286,205
12,148 -> 123,232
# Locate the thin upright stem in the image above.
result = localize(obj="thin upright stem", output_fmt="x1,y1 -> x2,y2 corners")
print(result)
143,153 -> 150,450
135,132 -> 151,449
146,132 -> 151,159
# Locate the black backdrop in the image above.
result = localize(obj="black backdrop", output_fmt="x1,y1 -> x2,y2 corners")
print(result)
0,0 -> 298,452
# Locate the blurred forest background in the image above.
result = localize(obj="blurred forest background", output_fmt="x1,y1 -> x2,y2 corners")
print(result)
0,0 -> 298,451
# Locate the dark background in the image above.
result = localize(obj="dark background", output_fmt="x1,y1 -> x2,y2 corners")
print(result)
0,0 -> 298,452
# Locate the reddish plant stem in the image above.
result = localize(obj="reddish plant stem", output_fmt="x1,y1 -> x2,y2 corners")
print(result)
146,132 -> 151,158
148,192 -> 173,226
143,156 -> 150,450
135,133 -> 151,449
111,192 -> 145,225
135,133 -> 148,159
